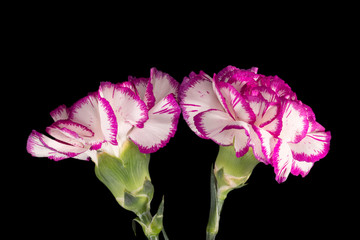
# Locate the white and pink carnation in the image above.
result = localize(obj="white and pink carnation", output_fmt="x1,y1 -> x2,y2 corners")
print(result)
27,68 -> 181,164
180,65 -> 331,183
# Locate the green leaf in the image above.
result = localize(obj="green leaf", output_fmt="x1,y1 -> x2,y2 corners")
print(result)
207,165 -> 221,238
162,228 -> 169,240
132,218 -> 138,236
149,197 -> 165,236
209,164 -> 218,216
133,217 -> 148,234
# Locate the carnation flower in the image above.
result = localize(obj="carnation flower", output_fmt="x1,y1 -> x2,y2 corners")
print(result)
180,65 -> 331,240
26,68 -> 179,240
27,68 -> 180,164
180,65 -> 330,183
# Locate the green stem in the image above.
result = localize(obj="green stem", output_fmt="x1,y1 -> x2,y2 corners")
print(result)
206,165 -> 225,240
206,147 -> 259,240
149,235 -> 159,240
206,196 -> 224,240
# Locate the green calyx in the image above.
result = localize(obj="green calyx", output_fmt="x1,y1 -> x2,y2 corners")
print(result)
214,146 -> 259,200
94,140 -> 166,240
94,140 -> 152,213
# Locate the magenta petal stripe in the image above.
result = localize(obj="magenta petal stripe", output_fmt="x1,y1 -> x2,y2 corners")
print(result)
98,96 -> 118,145
291,160 -> 314,177
289,131 -> 331,163
272,139 -> 293,183
52,120 -> 94,137
50,104 -> 69,121
27,130 -> 85,161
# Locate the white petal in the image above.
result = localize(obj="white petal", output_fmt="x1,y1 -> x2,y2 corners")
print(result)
46,125 -> 85,148
289,131 -> 331,162
193,109 -> 250,156
129,94 -> 181,153
50,104 -> 69,121
128,76 -> 149,101
213,80 -> 255,123
98,96 -> 118,145
69,93 -> 105,145
53,120 -> 94,138
248,125 -> 275,164
272,139 -> 293,183
233,128 -> 250,158
278,100 -> 309,143
193,109 -> 235,143
180,71 -> 223,137
291,160 -> 314,177
148,68 -> 179,108
99,82 -> 148,129
26,130 -> 84,161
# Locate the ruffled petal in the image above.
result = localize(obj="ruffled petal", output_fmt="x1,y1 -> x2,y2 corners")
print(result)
98,96 -> 118,145
128,76 -> 149,101
246,95 -> 280,128
261,112 -> 283,137
252,86 -> 280,104
233,127 -> 250,158
118,81 -> 137,94
224,69 -> 259,92
212,79 -> 235,120
258,75 -> 296,100
248,125 -> 275,164
278,100 -> 309,143
129,94 -> 181,153
50,104 -> 69,121
26,130 -> 86,161
195,109 -> 251,155
27,130 -> 69,160
69,93 -> 105,145
52,120 -> 94,138
291,160 -> 314,177
46,125 -> 85,148
194,108 -> 250,157
99,82 -> 149,129
272,139 -> 293,183
213,79 -> 255,123
180,71 -> 223,138
216,65 -> 258,85
216,65 -> 240,82
193,109 -> 234,142
146,68 -> 179,109
289,131 -> 331,163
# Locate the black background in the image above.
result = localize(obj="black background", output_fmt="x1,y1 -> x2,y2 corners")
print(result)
8,6 -> 354,240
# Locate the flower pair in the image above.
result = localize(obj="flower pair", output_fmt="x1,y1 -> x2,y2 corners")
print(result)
27,65 -> 331,240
